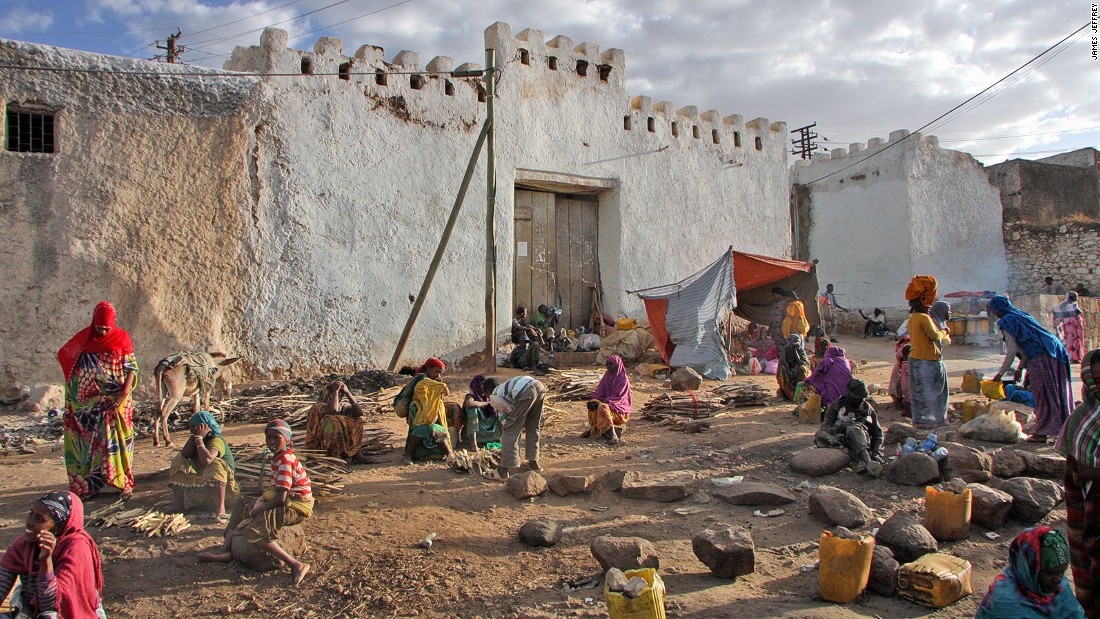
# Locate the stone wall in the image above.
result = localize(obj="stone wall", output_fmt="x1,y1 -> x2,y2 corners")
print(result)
1004,221 -> 1100,296
987,158 -> 1100,226
791,131 -> 1008,311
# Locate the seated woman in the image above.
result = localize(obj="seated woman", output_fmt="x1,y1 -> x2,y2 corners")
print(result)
814,380 -> 884,475
800,346 -> 853,418
0,491 -> 105,619
776,334 -> 812,400
582,355 -> 632,444
976,526 -> 1083,618
395,358 -> 456,465
169,411 -> 238,522
459,375 -> 502,450
305,381 -> 367,463
199,420 -> 313,586
859,308 -> 888,337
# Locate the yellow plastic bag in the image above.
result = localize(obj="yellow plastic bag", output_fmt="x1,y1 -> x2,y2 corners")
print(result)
980,380 -> 1006,401
924,486 -> 972,542
799,392 -> 823,424
819,531 -> 874,603
960,373 -> 982,394
616,317 -> 638,331
605,568 -> 667,619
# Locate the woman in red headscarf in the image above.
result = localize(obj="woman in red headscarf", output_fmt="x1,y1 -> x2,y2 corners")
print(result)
57,301 -> 138,499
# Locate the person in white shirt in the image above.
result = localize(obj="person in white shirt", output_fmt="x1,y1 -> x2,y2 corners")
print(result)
485,376 -> 547,478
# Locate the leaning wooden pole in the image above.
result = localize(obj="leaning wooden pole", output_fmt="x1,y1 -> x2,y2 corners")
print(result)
484,48 -> 498,373
387,119 -> 492,372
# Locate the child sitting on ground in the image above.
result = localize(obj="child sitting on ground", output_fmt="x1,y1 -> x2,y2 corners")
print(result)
199,419 -> 313,586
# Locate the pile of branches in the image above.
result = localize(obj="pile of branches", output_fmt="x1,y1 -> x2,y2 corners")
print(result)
640,392 -> 726,420
711,383 -> 771,408
88,502 -> 191,537
234,444 -> 349,497
545,369 -> 603,401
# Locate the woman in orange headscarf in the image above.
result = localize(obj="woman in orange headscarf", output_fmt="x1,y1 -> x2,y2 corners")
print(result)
905,276 -> 951,429
57,302 -> 138,499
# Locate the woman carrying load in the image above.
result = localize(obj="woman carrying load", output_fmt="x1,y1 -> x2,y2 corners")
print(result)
905,276 -> 951,429
395,358 -> 456,465
990,295 -> 1072,443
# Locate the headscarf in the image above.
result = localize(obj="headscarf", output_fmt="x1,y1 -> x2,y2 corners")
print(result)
905,275 -> 938,307
593,355 -> 632,417
265,419 -> 293,445
39,491 -> 72,529
989,296 -> 1069,364
782,335 -> 810,370
804,346 -> 853,406
417,357 -> 446,374
469,374 -> 488,399
976,527 -> 1082,619
1054,292 -> 1083,320
930,301 -> 951,329
1055,348 -> 1100,466
190,411 -> 234,471
0,492 -> 103,619
56,301 -> 135,380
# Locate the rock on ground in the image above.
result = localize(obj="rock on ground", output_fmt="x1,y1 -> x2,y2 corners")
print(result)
518,518 -> 563,547
590,536 -> 660,572
671,367 -> 703,391
1001,477 -> 1065,523
886,452 -> 941,486
991,448 -> 1026,478
874,511 -> 938,563
808,486 -> 873,528
230,525 -> 307,572
884,422 -> 919,448
593,469 -> 629,492
938,441 -> 993,483
691,526 -> 755,579
711,482 -> 795,506
789,448 -> 850,477
507,471 -> 548,500
21,384 -> 64,413
548,474 -> 592,497
620,472 -> 694,502
968,483 -> 1014,530
1017,451 -> 1066,479
868,545 -> 900,597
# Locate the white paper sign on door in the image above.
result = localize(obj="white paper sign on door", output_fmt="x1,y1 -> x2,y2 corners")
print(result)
517,242 -> 528,257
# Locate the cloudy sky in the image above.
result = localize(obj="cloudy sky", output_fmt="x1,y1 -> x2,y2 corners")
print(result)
1,0 -> 1096,165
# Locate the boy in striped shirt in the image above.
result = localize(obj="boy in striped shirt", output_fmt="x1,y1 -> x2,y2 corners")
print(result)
199,419 -> 314,585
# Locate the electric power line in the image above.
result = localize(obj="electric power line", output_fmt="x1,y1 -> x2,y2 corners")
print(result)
802,21 -> 1091,186
183,0 -> 357,51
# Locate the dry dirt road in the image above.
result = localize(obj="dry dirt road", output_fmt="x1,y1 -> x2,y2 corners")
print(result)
0,337 -> 1076,618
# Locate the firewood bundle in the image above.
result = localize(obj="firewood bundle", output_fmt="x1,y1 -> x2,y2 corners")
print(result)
131,511 -> 191,537
641,392 -> 726,419
711,383 -> 771,408
545,369 -> 604,401
450,448 -> 500,475
233,446 -> 353,497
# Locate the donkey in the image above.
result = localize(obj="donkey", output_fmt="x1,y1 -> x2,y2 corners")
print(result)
153,351 -> 242,446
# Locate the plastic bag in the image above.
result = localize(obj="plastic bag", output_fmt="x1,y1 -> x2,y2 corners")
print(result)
748,358 -> 763,375
958,410 -> 1022,444
980,380 -> 1006,401
764,359 -> 778,375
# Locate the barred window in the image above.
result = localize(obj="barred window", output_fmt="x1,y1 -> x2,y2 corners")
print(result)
6,107 -> 55,153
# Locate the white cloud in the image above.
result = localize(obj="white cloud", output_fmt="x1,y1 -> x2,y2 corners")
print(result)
2,6 -> 54,33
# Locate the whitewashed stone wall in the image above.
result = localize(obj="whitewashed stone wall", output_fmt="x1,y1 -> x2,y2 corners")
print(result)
1004,221 -> 1100,296
0,21 -> 792,388
790,131 -> 1008,312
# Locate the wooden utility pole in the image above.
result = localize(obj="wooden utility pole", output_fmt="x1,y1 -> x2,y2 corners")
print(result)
387,120 -> 492,372
790,122 -> 820,159
484,49 -> 498,372
155,29 -> 185,63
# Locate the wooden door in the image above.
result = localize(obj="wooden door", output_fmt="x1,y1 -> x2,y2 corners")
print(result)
512,190 -> 598,331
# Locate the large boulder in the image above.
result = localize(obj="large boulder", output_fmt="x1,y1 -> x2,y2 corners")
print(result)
711,482 -> 795,506
548,474 -> 592,497
885,453 -> 941,486
968,483 -> 1014,530
868,545 -> 900,597
621,472 -> 694,502
671,367 -> 703,391
789,448 -> 850,477
808,486 -> 873,528
874,511 -> 938,563
884,422 -> 919,449
938,441 -> 993,483
991,448 -> 1026,478
593,469 -> 630,492
691,526 -> 755,579
507,471 -> 548,499
1017,451 -> 1066,479
230,525 -> 307,572
1001,477 -> 1065,523
518,518 -> 563,547
21,384 -> 64,413
590,536 -> 660,571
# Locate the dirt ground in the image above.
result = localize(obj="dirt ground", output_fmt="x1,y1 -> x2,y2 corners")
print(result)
0,337 -> 1077,619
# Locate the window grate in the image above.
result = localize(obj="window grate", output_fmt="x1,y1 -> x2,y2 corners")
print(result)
6,109 -> 55,153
